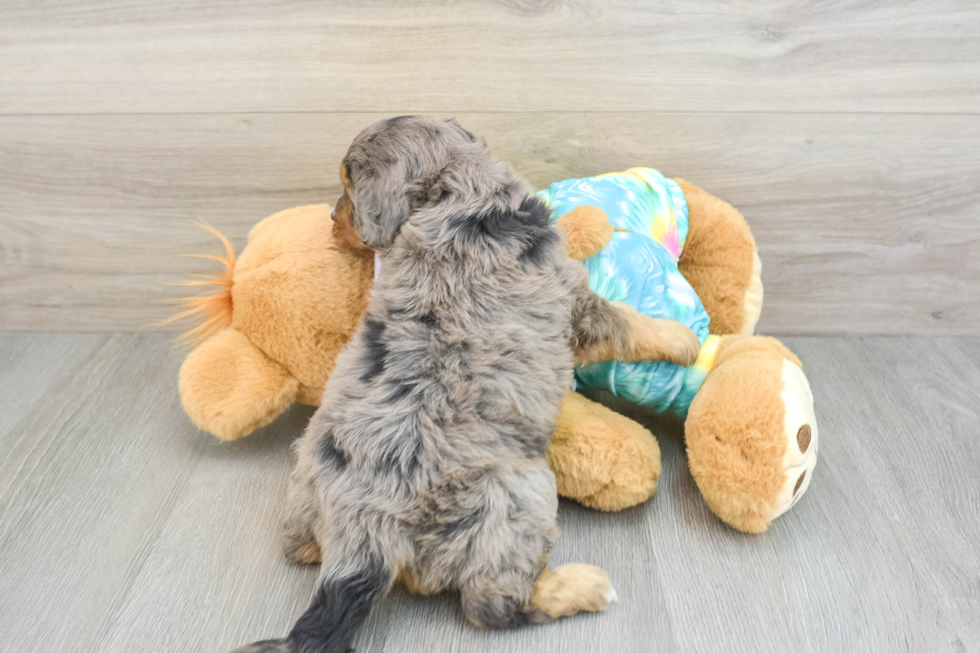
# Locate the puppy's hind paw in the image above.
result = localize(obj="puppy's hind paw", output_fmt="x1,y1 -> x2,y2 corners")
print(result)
529,563 -> 617,622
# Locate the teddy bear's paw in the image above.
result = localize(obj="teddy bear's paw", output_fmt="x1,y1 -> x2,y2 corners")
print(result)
770,359 -> 819,520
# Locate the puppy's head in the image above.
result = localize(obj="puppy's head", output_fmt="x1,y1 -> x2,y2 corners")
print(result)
333,115 -> 488,251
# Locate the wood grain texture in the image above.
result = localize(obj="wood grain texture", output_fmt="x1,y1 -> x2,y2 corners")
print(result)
1,112 -> 977,334
0,334 -> 977,652
1,0 -> 978,115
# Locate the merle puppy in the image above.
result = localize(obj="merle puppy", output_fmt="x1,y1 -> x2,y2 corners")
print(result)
232,116 -> 699,653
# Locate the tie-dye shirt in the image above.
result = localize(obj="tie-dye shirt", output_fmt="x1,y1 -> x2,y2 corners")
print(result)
538,168 -> 720,416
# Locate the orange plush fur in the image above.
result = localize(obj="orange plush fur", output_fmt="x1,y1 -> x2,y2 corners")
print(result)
686,337 -> 802,532
546,391 -> 662,511
162,223 -> 236,347
676,179 -> 763,336
555,206 -> 615,261
173,180 -> 817,533
177,205 -> 373,439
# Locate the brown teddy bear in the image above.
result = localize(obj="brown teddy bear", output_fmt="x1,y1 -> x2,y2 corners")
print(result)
171,173 -> 816,533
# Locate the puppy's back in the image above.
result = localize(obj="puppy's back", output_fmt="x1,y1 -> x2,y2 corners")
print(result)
364,192 -> 577,460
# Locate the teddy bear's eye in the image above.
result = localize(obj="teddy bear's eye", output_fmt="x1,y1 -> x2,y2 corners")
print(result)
797,424 -> 812,453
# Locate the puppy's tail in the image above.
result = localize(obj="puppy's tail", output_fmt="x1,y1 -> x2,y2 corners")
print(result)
231,553 -> 391,653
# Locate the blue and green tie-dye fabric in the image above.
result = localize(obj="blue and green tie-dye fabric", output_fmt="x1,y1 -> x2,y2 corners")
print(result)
538,168 -> 720,417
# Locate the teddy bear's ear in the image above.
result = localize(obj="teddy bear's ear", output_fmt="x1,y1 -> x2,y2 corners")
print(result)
555,206 -> 615,260
179,327 -> 299,440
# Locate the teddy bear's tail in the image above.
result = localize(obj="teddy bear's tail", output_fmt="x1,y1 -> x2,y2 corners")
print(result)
161,223 -> 236,347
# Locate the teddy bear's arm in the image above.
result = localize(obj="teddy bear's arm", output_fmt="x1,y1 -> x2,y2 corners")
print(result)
179,327 -> 300,440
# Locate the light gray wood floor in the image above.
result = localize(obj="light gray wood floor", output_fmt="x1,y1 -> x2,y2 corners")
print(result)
0,333 -> 977,652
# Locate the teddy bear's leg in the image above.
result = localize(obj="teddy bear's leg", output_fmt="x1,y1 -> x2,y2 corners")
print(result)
179,327 -> 300,440
674,179 -> 763,336
546,391 -> 662,511
685,336 -> 818,532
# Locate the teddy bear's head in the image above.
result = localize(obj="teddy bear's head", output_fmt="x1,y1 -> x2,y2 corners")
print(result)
176,204 -> 374,440
685,335 -> 818,532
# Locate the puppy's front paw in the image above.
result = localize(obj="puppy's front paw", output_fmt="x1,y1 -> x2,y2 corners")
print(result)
657,320 -> 701,366
614,303 -> 700,366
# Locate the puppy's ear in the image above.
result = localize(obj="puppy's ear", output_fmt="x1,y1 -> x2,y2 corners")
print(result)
356,164 -> 455,249
350,168 -> 412,251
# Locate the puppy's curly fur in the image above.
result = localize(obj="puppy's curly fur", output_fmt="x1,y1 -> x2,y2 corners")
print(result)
232,116 -> 697,653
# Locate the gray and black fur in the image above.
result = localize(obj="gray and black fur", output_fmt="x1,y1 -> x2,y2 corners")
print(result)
232,116 -> 685,652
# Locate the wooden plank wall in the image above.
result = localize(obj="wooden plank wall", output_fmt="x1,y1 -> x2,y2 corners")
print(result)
1,0 -> 978,334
